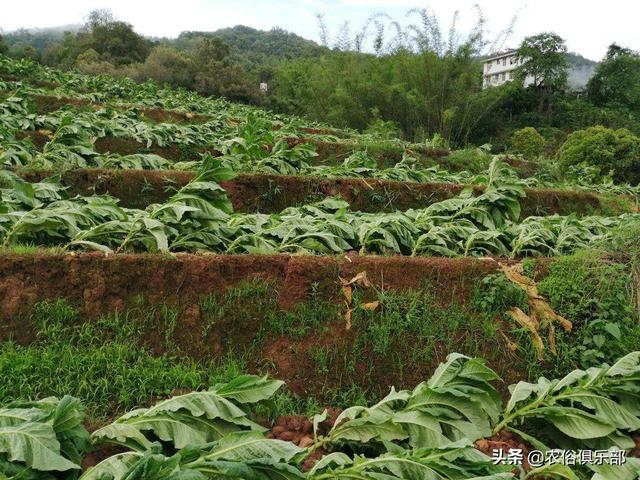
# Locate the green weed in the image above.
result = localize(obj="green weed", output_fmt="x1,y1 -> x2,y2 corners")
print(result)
536,251 -> 639,369
262,284 -> 337,339
473,273 -> 529,316
0,300 -> 250,422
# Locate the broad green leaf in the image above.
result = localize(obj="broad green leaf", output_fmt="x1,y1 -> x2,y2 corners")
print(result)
535,407 -> 617,439
203,432 -> 304,463
525,463 -> 579,479
330,418 -> 408,444
505,382 -> 538,414
563,393 -> 640,430
144,391 -> 257,426
307,452 -> 353,476
79,452 -> 143,480
91,423 -> 154,451
0,422 -> 79,472
0,408 -> 45,427
552,370 -> 587,393
588,456 -> 640,480
311,410 -> 327,440
213,375 -> 284,404
406,389 -> 492,438
391,411 -> 449,448
606,352 -> 640,377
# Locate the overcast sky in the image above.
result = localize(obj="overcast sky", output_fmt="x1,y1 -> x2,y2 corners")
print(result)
2,0 -> 638,60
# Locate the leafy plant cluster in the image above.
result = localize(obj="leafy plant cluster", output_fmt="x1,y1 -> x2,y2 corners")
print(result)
0,54 -> 334,135
0,56 -> 250,121
1,158 -> 638,257
510,127 -> 546,161
2,353 -> 640,479
0,91 -> 319,175
0,396 -> 89,478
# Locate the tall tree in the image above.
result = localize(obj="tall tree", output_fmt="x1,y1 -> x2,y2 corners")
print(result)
587,44 -> 640,111
516,32 -> 568,115
192,38 -> 257,102
84,9 -> 117,30
516,32 -> 568,90
84,10 -> 150,65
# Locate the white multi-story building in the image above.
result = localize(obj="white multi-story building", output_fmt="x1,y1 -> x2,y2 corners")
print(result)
482,50 -> 535,89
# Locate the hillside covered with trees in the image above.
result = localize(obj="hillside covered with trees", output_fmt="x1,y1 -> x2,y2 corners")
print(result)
1,7 -> 639,178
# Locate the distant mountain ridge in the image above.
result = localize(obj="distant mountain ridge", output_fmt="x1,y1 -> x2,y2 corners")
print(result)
3,24 -> 325,63
3,23 -> 599,87
173,25 -> 326,59
3,25 -> 81,52
6,24 -> 81,34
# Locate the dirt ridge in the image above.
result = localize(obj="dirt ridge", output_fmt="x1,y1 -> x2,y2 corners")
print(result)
18,168 -> 636,216
0,252 -> 497,330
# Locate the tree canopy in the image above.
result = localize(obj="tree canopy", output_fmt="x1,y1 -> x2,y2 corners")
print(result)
517,32 -> 569,90
587,44 -> 640,111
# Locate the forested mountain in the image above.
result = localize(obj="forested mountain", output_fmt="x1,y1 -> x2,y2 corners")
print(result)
3,24 -> 325,66
172,26 -> 326,59
3,23 -> 597,84
167,25 -> 327,79
2,25 -> 80,59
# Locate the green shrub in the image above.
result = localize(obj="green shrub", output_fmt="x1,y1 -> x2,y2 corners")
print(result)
364,109 -> 402,140
537,126 -> 565,156
510,127 -> 545,160
556,125 -> 640,184
538,251 -> 638,367
439,147 -> 493,173
473,274 -> 528,316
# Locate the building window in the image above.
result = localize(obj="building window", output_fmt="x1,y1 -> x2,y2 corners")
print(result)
496,59 -> 500,65
502,58 -> 506,66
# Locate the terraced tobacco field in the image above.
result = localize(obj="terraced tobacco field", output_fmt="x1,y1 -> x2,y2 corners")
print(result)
1,55 -> 640,478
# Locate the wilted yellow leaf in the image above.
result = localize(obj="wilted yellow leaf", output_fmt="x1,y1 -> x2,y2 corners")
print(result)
342,285 -> 352,304
344,308 -> 352,330
361,301 -> 380,311
507,307 -> 545,360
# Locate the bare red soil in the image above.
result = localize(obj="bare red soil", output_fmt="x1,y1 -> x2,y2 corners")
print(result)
0,253 -> 496,327
476,430 -> 533,471
26,93 -> 210,123
632,434 -> 640,457
19,169 -> 635,216
268,410 -> 341,470
29,94 -> 95,113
